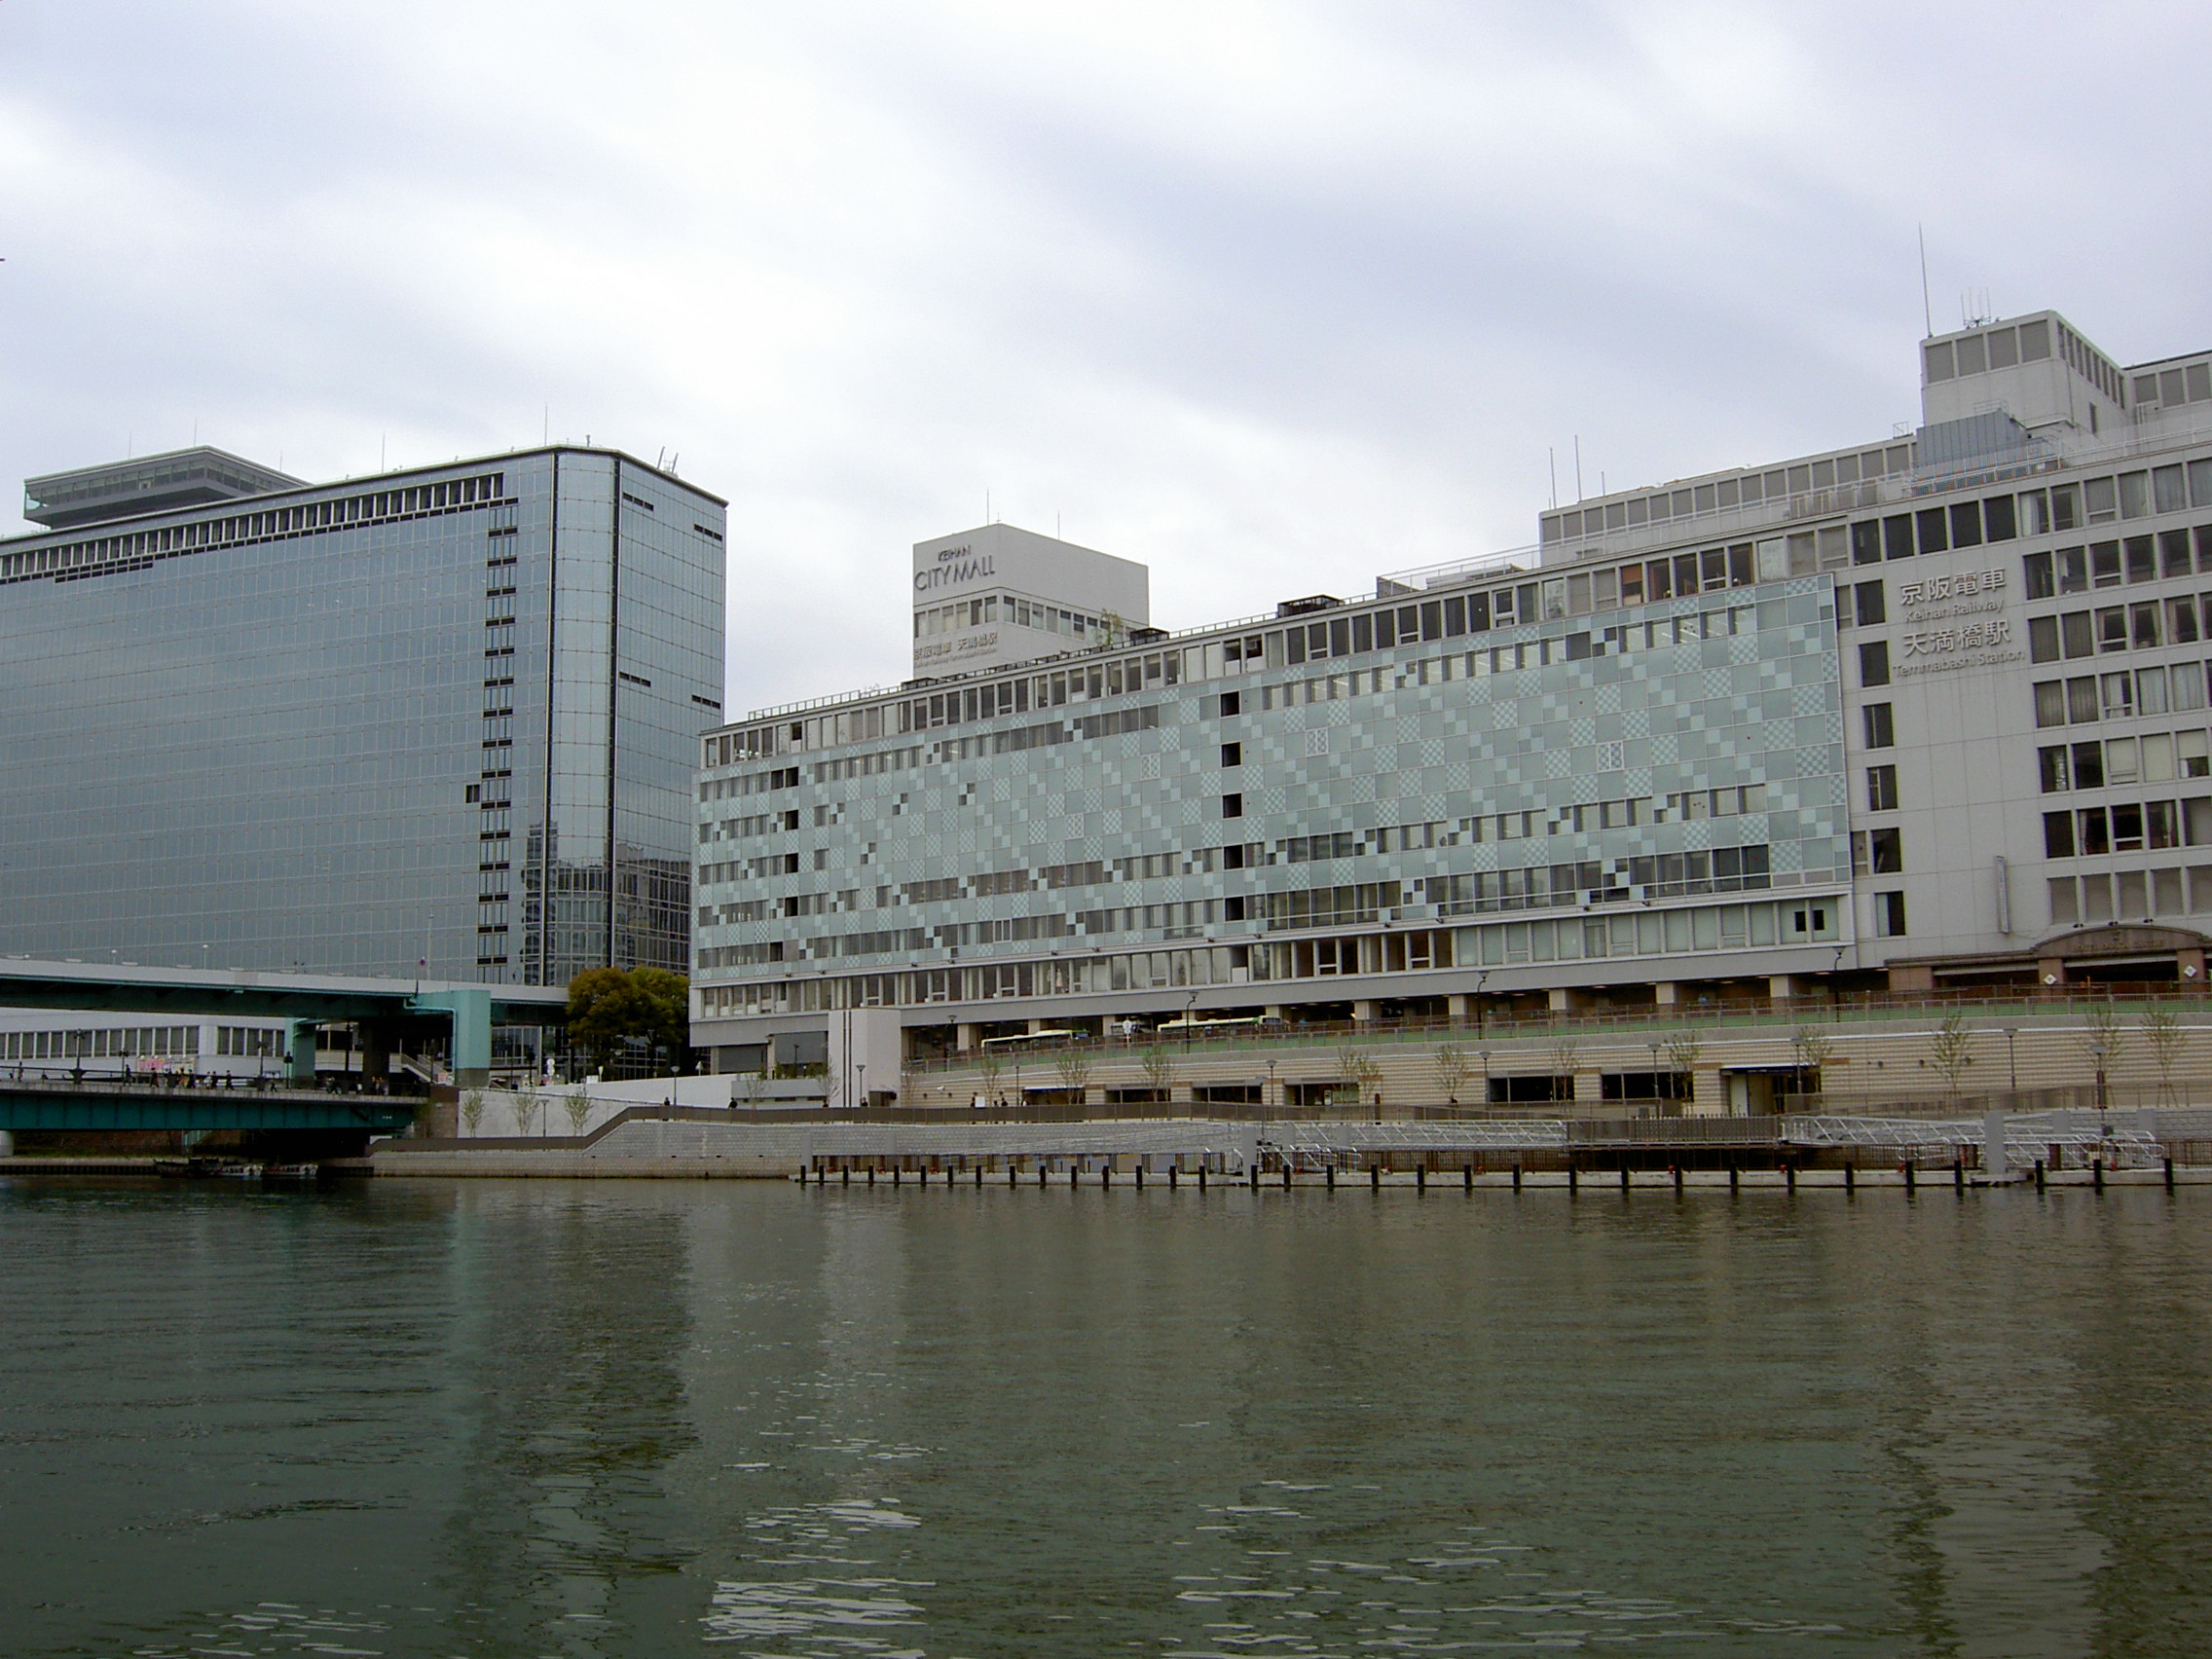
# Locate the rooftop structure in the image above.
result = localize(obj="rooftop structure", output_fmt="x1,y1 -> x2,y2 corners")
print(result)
23,446 -> 304,531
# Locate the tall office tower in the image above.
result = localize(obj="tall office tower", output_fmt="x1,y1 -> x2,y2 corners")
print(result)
0,446 -> 726,983
690,303 -> 2212,1080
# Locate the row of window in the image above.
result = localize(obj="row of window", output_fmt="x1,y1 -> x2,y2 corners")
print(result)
0,472 -> 508,585
2032,663 -> 2212,726
0,1025 -> 202,1060
2048,867 -> 2212,927
2024,527 -> 2212,595
914,591 -> 1118,643
696,896 -> 1855,1017
2043,798 -> 2212,857
2029,597 -> 2212,660
2038,730 -> 2212,792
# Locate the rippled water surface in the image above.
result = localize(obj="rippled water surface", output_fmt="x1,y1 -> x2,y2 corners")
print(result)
5,1176 -> 2210,1657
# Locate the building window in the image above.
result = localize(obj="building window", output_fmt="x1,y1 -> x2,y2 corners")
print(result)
1862,703 -> 1894,749
2044,811 -> 2076,858
1220,742 -> 1242,767
1859,641 -> 1890,687
1871,891 -> 1907,937
1222,793 -> 1243,819
1853,580 -> 1886,625
1866,764 -> 1899,812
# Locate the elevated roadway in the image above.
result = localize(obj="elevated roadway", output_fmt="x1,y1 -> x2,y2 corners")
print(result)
0,958 -> 568,1086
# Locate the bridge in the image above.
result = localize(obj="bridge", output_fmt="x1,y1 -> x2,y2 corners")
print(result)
0,1074 -> 420,1133
0,958 -> 570,1090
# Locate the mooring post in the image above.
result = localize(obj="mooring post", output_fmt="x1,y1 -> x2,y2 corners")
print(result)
1953,1158 -> 1966,1194
1071,1163 -> 1079,1189
1371,1162 -> 1382,1191
1672,1163 -> 1683,1194
2034,1158 -> 2046,1191
1729,1164 -> 1739,1194
1169,1163 -> 1178,1188
1567,1164 -> 1579,1194
975,1164 -> 983,1188
1417,1164 -> 1426,1194
1843,1161 -> 1855,1194
1786,1160 -> 1797,1194
1135,1162 -> 1144,1189
2093,1158 -> 2105,1192
1249,1161 -> 1259,1190
1198,1164 -> 1207,1190
892,1167 -> 901,1186
1325,1164 -> 1335,1191
1511,1162 -> 1523,1193
1903,1160 -> 1916,1192
1281,1163 -> 1291,1190
1619,1164 -> 1630,1194
2165,1156 -> 2176,1191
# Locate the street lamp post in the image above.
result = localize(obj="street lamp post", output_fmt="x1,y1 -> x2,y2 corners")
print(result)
2003,1027 -> 2018,1098
1478,1048 -> 1492,1110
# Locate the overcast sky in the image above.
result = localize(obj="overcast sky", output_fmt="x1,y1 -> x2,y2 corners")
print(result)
3,2 -> 2206,714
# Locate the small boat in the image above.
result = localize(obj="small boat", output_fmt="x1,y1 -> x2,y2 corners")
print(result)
261,1162 -> 320,1181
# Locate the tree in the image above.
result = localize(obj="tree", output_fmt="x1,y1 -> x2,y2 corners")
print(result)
566,967 -> 690,1074
2142,1008 -> 2184,1107
1338,1047 -> 1382,1113
1664,1031 -> 1703,1109
513,1089 -> 545,1137
460,1088 -> 486,1137
975,1046 -> 1006,1106
1141,1044 -> 1177,1100
1432,1044 -> 1470,1106
563,1086 -> 593,1137
1053,1045 -> 1093,1100
1790,1027 -> 1833,1105
1930,1014 -> 1973,1098
1548,1036 -> 1581,1104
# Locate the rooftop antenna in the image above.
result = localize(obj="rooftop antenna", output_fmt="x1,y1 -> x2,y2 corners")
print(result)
1547,448 -> 1557,509
1917,224 -> 1933,338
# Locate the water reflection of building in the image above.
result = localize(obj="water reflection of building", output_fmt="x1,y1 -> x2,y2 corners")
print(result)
0,445 -> 724,983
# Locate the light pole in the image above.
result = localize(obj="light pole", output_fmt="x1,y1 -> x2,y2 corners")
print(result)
1184,993 -> 1197,1050
1266,1057 -> 1277,1118
856,1062 -> 866,1111
1478,1048 -> 1492,1109
2003,1027 -> 2018,1097
1648,1039 -> 1663,1107
2089,1040 -> 2109,1132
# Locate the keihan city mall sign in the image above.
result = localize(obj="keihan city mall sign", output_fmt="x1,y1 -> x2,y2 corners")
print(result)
914,544 -> 994,596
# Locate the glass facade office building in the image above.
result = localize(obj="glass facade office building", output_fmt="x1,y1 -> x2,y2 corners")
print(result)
0,446 -> 725,983
694,304 -> 2212,1066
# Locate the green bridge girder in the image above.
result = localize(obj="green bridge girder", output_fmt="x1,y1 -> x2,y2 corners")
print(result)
0,1087 -> 420,1133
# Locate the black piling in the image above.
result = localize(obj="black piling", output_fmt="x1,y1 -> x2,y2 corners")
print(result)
1282,1163 -> 1292,1191
1463,1163 -> 1474,1192
2034,1158 -> 2046,1191
1371,1163 -> 1382,1191
1169,1164 -> 1179,1188
1135,1162 -> 1144,1188
1511,1163 -> 1523,1193
1786,1160 -> 1797,1194
2093,1158 -> 2106,1192
1417,1164 -> 1426,1194
1953,1158 -> 1966,1194
1903,1160 -> 1916,1192
1567,1163 -> 1579,1195
841,1166 -> 851,1186
867,1165 -> 875,1186
1672,1163 -> 1683,1195
1728,1164 -> 1739,1194
1103,1164 -> 1112,1187
1619,1163 -> 1631,1195
1071,1164 -> 1079,1189
892,1167 -> 901,1186
1325,1165 -> 1335,1191
1843,1161 -> 1855,1194
2165,1156 -> 2176,1191
1039,1163 -> 1048,1188
1198,1164 -> 1207,1190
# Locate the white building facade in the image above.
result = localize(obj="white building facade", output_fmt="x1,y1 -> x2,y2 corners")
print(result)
692,308 -> 2212,1073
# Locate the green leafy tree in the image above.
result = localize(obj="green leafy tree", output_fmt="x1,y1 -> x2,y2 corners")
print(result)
563,1086 -> 594,1137
1930,1014 -> 1974,1098
460,1088 -> 486,1137
567,967 -> 691,1073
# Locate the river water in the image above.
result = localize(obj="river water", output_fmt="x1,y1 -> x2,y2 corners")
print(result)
4,1177 -> 2209,1658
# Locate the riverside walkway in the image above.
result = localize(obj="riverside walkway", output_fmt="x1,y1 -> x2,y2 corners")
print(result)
364,1104 -> 2212,1180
